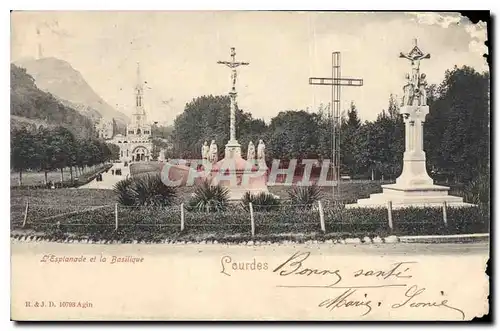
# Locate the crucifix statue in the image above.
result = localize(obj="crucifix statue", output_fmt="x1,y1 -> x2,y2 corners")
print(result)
217,47 -> 250,151
399,38 -> 431,106
396,39 -> 434,187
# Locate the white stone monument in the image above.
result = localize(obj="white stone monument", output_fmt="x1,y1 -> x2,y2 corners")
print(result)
208,140 -> 218,163
201,141 -> 210,161
346,39 -> 474,209
213,47 -> 270,200
247,141 -> 256,161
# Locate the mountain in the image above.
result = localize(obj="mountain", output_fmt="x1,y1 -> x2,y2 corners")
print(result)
14,57 -> 129,128
10,64 -> 96,138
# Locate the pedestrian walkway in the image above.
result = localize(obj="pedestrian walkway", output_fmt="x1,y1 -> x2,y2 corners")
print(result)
78,162 -> 131,190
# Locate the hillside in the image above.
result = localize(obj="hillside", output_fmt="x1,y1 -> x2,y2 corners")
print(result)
14,57 -> 129,128
10,64 -> 96,138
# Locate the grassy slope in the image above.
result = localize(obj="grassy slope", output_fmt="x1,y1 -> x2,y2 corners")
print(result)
11,188 -> 117,207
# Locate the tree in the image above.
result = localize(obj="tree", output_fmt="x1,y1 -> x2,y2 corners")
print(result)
107,143 -> 120,161
171,95 -> 266,159
266,110 -> 319,161
340,102 -> 362,175
425,66 -> 489,182
314,103 -> 333,161
36,126 -> 56,185
50,127 -> 76,183
353,96 -> 404,180
11,127 -> 39,185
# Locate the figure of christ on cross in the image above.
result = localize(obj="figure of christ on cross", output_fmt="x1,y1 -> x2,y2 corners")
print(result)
217,47 -> 249,144
399,38 -> 430,101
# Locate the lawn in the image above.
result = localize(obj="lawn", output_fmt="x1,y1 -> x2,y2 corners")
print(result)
128,161 -> 390,203
11,188 -> 117,207
10,181 -> 384,222
11,166 -> 107,187
129,162 -> 163,177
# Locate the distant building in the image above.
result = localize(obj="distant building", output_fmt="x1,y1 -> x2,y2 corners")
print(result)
109,63 -> 153,162
96,118 -> 116,140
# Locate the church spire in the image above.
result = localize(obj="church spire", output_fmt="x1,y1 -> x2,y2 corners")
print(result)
134,62 -> 145,115
136,62 -> 142,88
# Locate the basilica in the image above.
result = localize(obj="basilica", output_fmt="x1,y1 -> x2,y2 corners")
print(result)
108,63 -> 153,162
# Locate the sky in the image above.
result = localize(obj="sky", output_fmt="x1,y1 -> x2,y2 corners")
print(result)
11,11 -> 488,125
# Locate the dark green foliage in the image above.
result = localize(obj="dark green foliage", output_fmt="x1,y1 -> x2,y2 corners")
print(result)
287,185 -> 324,207
107,143 -> 120,161
10,64 -> 96,138
169,66 -> 488,188
326,207 -> 389,236
241,192 -> 280,212
183,206 -> 250,235
353,95 -> 404,180
392,207 -> 445,235
10,127 -> 39,185
12,201 -> 489,243
11,125 -> 118,186
463,172 -> 490,206
113,174 -> 177,207
425,66 -> 489,182
340,102 -> 362,175
187,181 -> 229,212
113,178 -> 134,206
171,95 -> 266,159
254,207 -> 320,234
266,110 -> 320,161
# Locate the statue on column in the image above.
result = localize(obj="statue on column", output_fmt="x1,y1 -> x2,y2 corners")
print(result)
399,39 -> 430,107
247,141 -> 255,161
201,141 -> 209,161
402,73 -> 415,106
418,73 -> 428,106
209,140 -> 218,163
257,139 -> 266,161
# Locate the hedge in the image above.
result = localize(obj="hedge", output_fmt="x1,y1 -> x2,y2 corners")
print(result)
11,202 -> 490,243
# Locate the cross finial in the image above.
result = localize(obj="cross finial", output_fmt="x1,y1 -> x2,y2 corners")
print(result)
230,47 -> 236,62
136,62 -> 142,86
217,47 -> 250,69
399,39 -> 431,63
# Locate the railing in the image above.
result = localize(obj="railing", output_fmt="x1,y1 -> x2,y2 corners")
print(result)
10,200 -> 489,239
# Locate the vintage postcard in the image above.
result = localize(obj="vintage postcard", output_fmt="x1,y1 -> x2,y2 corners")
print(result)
10,11 -> 490,321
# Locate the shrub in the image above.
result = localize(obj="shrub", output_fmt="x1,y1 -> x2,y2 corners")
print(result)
187,181 -> 229,212
113,174 -> 177,207
241,192 -> 280,212
325,207 -> 389,237
113,177 -> 134,205
287,184 -> 324,209
392,207 -> 444,235
254,208 -> 320,234
463,173 -> 490,206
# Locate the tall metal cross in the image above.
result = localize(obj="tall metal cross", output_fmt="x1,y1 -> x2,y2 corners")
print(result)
217,47 -> 250,143
309,52 -> 363,200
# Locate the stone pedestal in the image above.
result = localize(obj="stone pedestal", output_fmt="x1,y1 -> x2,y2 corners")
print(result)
209,155 -> 270,201
346,105 -> 474,209
225,140 -> 242,159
